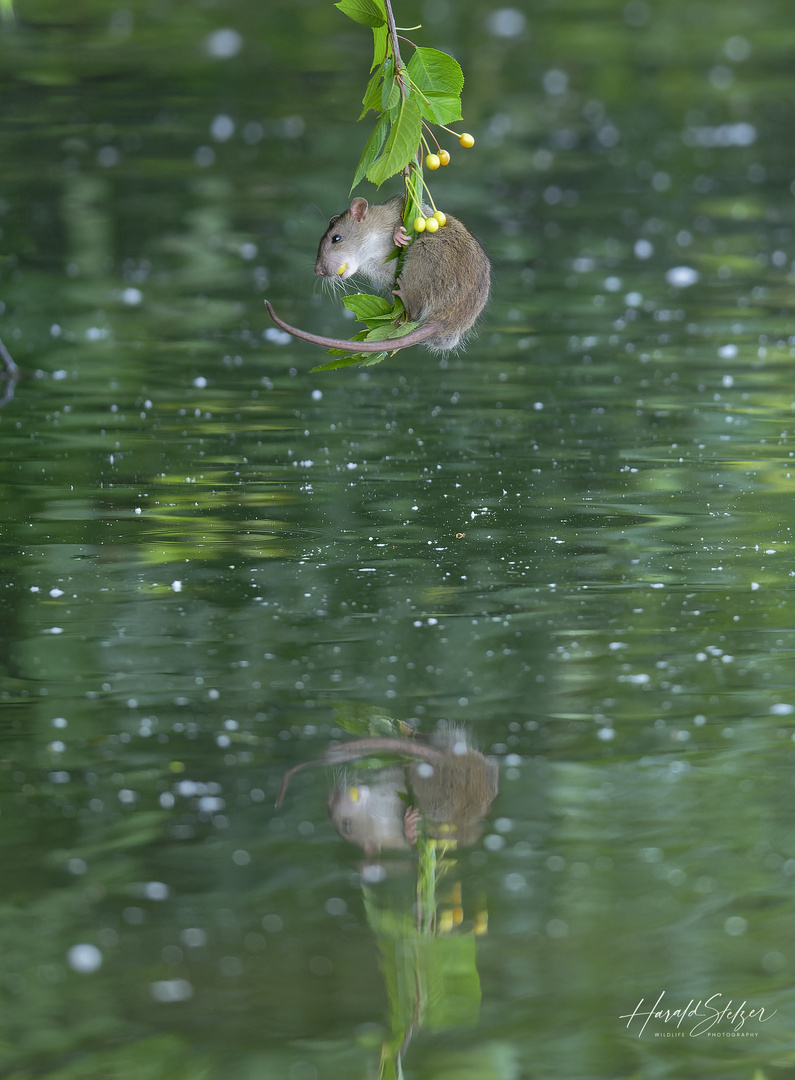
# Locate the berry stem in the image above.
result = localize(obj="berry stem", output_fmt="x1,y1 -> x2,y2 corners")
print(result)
422,122 -> 442,152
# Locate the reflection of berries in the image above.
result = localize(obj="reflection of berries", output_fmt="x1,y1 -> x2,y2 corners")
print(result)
459,132 -> 475,148
425,152 -> 441,170
438,149 -> 450,166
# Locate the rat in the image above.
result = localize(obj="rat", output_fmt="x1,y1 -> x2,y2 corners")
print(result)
277,726 -> 499,855
327,768 -> 415,856
265,193 -> 491,354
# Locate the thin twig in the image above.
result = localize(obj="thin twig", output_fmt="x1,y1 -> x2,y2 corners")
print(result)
0,337 -> 20,408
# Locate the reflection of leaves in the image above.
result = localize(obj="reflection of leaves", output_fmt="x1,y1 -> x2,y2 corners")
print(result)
363,887 -> 482,1035
333,703 -> 402,738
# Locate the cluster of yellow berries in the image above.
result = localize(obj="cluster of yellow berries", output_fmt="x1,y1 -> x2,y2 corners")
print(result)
424,132 -> 475,171
413,210 -> 447,233
412,133 -> 475,234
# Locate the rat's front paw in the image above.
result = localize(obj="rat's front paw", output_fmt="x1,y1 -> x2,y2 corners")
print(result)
393,226 -> 411,248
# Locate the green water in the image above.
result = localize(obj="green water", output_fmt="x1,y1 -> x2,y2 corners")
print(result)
2,1 -> 795,1077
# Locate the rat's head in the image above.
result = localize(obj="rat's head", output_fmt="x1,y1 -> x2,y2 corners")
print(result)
327,773 -> 410,855
314,197 -> 376,281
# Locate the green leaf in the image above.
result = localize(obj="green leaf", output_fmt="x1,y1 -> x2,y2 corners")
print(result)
334,0 -> 386,29
359,64 -> 384,119
365,319 -> 420,341
407,47 -> 464,96
382,78 -> 401,113
419,91 -> 463,125
350,112 -> 390,191
366,97 -> 422,186
311,352 -> 371,372
371,23 -> 388,70
342,293 -> 395,322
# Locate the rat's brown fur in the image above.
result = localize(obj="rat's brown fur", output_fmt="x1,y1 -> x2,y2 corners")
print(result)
266,194 -> 490,354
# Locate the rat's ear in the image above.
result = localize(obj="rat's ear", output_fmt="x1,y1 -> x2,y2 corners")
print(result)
349,197 -> 369,222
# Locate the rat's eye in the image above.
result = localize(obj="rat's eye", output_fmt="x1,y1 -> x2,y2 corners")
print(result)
331,235 -> 343,244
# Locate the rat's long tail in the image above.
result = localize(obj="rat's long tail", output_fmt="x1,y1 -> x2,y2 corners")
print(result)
265,300 -> 437,353
274,736 -> 445,808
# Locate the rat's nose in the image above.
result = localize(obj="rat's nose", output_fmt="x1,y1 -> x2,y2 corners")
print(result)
315,264 -> 327,276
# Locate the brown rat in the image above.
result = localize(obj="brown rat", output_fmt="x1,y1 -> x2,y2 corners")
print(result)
277,726 -> 499,854
265,193 -> 490,354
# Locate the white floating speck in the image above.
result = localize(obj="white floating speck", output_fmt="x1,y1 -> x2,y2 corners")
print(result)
264,327 -> 291,345
204,27 -> 242,59
171,580 -> 183,593
193,376 -> 208,389
150,978 -> 194,1002
211,113 -> 235,142
67,943 -> 103,973
144,881 -> 169,900
724,915 -> 748,937
665,266 -> 700,288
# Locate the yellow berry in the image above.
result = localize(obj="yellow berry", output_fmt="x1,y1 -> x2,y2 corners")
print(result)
459,132 -> 475,148
336,263 -> 347,276
438,149 -> 450,166
424,216 -> 439,233
425,153 -> 441,170
413,216 -> 426,233
433,211 -> 447,227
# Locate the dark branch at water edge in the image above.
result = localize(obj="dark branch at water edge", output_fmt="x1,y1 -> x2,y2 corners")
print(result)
0,337 -> 20,408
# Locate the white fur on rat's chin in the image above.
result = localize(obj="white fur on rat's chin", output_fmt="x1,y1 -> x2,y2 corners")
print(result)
316,272 -> 353,298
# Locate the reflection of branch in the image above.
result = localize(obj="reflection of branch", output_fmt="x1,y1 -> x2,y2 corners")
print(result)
0,337 -> 20,408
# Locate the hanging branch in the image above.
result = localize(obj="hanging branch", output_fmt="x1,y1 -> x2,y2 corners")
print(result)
305,0 -> 478,371
336,0 -> 474,207
383,0 -> 404,80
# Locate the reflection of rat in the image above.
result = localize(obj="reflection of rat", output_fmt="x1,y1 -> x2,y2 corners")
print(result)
327,768 -> 414,857
265,193 -> 491,354
278,726 -> 499,855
